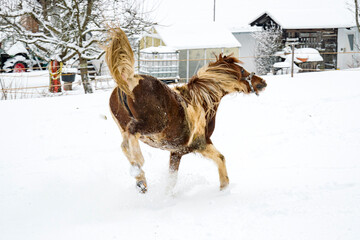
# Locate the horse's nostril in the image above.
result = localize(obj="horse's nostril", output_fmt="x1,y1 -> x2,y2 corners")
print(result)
256,84 -> 264,89
256,82 -> 267,90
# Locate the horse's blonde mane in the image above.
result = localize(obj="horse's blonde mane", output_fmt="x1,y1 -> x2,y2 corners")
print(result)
180,59 -> 248,119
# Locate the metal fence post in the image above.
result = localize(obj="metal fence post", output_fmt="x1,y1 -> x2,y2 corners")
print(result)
291,44 -> 295,78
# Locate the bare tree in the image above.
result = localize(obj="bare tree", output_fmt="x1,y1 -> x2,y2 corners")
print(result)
0,0 -> 155,93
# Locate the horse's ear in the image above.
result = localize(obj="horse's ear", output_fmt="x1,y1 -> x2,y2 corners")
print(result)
218,53 -> 224,61
223,54 -> 235,63
223,54 -> 243,64
224,57 -> 234,63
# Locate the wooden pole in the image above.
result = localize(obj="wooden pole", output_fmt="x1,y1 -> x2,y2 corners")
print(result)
204,49 -> 207,66
213,0 -> 216,22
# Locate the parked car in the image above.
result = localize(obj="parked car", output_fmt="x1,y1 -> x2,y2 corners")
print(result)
0,42 -> 47,73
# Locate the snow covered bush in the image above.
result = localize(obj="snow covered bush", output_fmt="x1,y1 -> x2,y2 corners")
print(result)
252,27 -> 282,75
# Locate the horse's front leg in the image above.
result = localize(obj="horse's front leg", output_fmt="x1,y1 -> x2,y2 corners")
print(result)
198,144 -> 229,190
121,131 -> 147,193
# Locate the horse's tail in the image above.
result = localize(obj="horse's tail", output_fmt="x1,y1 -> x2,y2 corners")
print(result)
105,28 -> 135,96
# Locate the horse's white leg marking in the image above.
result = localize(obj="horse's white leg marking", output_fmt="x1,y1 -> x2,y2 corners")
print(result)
198,144 -> 229,190
167,152 -> 183,193
121,130 -> 147,192
110,98 -> 147,193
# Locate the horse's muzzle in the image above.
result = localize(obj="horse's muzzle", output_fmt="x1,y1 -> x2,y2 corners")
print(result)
256,83 -> 267,90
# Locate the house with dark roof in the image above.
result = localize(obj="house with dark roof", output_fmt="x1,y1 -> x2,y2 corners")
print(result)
249,10 -> 360,70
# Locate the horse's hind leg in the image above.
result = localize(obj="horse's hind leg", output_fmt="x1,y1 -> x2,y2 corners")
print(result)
167,151 -> 184,191
121,131 -> 147,193
198,144 -> 229,190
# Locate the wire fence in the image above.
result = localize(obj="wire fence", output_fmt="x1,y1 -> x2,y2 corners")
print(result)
1,50 -> 360,100
0,69 -> 115,100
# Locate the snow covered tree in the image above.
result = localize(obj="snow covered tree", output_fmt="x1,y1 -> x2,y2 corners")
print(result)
0,0 -> 155,93
346,0 -> 360,68
252,27 -> 282,75
355,0 -> 360,33
352,0 -> 360,68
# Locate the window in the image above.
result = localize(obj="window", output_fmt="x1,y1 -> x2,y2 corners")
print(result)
348,34 -> 354,51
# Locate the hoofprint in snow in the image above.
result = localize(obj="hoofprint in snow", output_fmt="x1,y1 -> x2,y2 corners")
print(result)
1,69 -> 360,240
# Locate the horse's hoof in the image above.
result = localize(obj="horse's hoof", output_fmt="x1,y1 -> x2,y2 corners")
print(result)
220,177 -> 229,191
220,184 -> 229,191
136,180 -> 147,193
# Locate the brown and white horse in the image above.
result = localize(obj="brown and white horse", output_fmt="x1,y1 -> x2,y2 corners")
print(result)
106,28 -> 267,193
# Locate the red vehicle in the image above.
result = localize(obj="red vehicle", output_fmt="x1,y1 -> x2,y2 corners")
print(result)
0,42 -> 47,73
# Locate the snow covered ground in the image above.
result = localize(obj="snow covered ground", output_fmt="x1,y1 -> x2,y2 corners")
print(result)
1,69 -> 360,240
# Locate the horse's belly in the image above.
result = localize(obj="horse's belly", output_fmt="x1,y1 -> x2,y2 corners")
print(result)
140,134 -> 188,152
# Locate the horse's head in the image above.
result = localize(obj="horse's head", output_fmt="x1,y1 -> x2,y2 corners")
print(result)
238,66 -> 267,96
215,54 -> 267,95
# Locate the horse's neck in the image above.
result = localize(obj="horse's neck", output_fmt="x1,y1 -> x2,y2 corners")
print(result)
175,84 -> 224,121
205,99 -> 221,116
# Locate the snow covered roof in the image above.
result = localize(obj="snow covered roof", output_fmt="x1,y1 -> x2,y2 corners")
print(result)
141,46 -> 178,53
154,22 -> 241,50
276,47 -> 323,64
250,9 -> 355,29
6,42 -> 29,55
273,62 -> 291,68
294,48 -> 323,62
230,26 -> 262,33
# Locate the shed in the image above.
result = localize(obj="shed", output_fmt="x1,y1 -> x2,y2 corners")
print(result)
140,22 -> 241,81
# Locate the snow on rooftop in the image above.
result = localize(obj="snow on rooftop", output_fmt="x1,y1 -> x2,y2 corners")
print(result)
155,22 -> 241,50
6,42 -> 29,55
275,47 -> 323,66
230,26 -> 262,33
273,61 -> 291,68
252,9 -> 355,29
295,48 -> 323,62
141,46 -> 179,53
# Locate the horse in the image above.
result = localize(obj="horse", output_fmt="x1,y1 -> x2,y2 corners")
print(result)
106,28 -> 267,193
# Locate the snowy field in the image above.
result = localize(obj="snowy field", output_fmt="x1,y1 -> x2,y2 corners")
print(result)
1,69 -> 360,240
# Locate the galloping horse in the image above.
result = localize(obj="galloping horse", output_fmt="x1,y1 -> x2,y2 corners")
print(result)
106,28 -> 267,193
